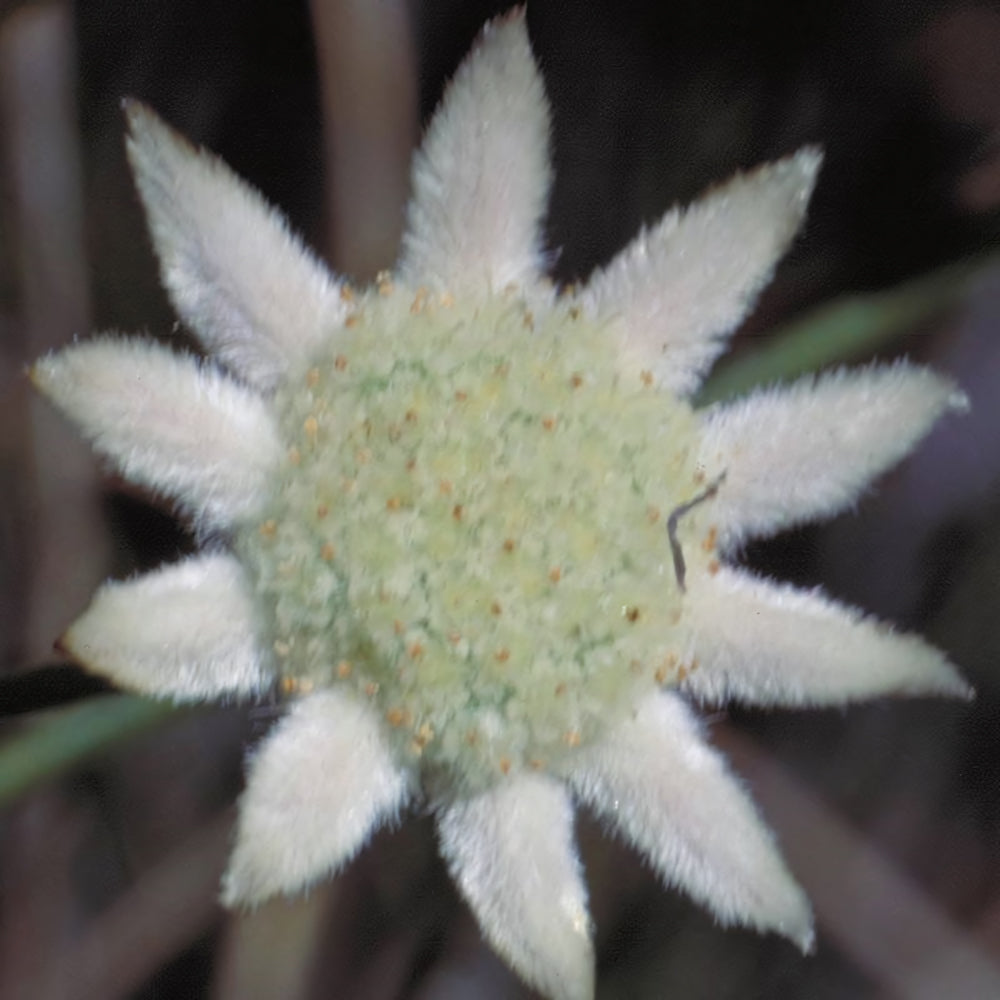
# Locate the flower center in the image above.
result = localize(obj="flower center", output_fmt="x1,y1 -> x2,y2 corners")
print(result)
240,286 -> 708,793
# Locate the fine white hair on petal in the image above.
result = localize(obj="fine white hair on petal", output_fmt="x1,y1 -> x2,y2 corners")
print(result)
683,565 -> 971,707
564,691 -> 814,951
579,148 -> 822,398
222,690 -> 412,907
698,362 -> 969,552
397,8 -> 552,296
31,337 -> 280,528
436,774 -> 594,1000
125,100 -> 347,390
61,553 -> 270,701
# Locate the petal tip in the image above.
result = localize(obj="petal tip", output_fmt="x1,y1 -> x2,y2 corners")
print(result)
791,918 -> 817,955
948,388 -> 971,414
28,352 -> 60,399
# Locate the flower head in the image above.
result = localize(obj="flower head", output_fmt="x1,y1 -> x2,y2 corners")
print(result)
32,9 -> 968,1000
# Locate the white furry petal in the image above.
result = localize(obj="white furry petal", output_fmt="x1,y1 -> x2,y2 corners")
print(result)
683,566 -> 970,706
398,9 -> 551,296
437,774 -> 593,1000
581,149 -> 821,397
222,690 -> 411,906
60,553 -> 268,700
565,691 -> 813,950
698,363 -> 968,551
31,337 -> 279,527
125,101 -> 347,389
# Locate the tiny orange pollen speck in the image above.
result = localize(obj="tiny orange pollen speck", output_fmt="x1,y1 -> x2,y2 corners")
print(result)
708,559 -> 721,576
407,641 -> 424,660
494,647 -> 510,663
490,601 -> 502,616
499,757 -> 512,775
288,446 -> 301,466
334,354 -> 348,371
563,730 -> 581,748
386,707 -> 410,727
554,682 -> 567,697
542,415 -> 556,431
365,681 -> 379,697
640,370 -> 654,387
305,367 -> 320,388
320,542 -> 335,561
548,566 -> 562,583
570,372 -> 583,388
502,538 -> 516,553
702,526 -> 718,552
454,390 -> 468,402
339,284 -> 354,302
304,415 -> 319,439
452,503 -> 463,521
259,519 -> 277,538
344,314 -> 360,329
439,291 -> 455,308
337,660 -> 352,678
316,503 -> 329,518
393,620 -> 405,635
410,288 -> 428,314
647,506 -> 661,524
386,496 -> 402,511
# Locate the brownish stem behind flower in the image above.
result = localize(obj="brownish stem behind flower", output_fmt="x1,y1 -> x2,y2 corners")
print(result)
0,2 -> 110,668
308,0 -> 418,280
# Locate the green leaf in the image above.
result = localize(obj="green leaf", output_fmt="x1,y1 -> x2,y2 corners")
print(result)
0,695 -> 182,807
698,255 -> 997,406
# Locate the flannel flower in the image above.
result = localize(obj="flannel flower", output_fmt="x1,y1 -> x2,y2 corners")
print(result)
32,9 -> 969,1000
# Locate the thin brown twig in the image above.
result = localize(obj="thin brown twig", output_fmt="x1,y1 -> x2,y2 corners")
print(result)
718,725 -> 1000,999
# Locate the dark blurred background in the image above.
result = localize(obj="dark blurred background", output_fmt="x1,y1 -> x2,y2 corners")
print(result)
1,1 -> 999,997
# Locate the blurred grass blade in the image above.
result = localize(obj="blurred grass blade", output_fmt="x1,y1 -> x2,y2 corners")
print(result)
698,254 -> 999,405
0,695 -> 181,807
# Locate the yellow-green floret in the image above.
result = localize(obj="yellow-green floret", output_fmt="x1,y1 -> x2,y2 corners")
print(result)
239,285 -> 711,793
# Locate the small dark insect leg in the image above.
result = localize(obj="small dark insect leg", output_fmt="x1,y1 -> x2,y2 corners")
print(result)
667,472 -> 726,592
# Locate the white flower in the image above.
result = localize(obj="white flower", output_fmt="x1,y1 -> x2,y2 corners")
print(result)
32,9 -> 969,1000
